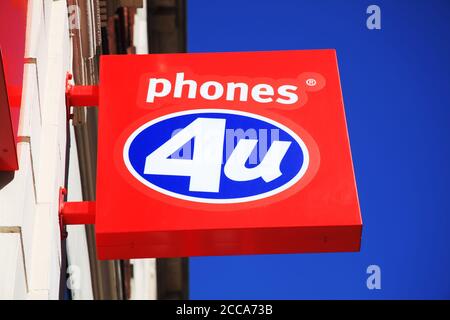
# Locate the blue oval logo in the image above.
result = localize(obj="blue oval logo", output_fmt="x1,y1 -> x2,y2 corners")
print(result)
124,109 -> 309,203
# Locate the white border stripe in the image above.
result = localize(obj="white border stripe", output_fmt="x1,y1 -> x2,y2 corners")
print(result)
123,109 -> 309,204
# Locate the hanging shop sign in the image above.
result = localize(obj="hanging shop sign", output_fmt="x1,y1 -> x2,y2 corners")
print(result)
94,50 -> 362,259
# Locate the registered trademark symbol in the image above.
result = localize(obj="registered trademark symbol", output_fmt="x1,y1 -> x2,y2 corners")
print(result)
306,78 -> 317,87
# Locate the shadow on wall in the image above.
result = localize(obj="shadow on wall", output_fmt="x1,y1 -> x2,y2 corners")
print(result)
0,171 -> 14,190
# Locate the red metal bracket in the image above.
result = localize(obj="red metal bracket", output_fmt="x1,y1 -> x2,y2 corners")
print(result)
58,187 -> 96,239
65,73 -> 99,120
60,74 -> 99,238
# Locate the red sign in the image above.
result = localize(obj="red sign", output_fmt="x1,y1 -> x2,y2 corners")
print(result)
96,50 -> 362,259
0,0 -> 27,171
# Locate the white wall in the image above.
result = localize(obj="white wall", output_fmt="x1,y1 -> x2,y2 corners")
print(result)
130,259 -> 157,300
133,0 -> 149,54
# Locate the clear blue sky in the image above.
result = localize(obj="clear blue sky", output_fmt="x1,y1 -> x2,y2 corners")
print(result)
187,0 -> 450,299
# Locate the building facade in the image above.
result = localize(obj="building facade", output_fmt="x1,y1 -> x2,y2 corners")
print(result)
0,0 -> 187,300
